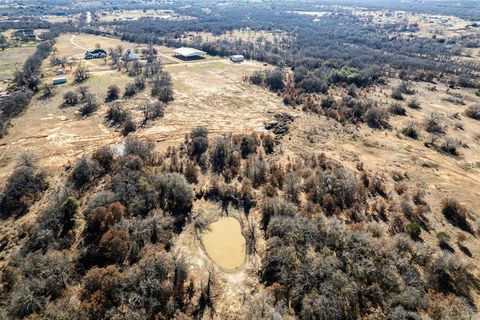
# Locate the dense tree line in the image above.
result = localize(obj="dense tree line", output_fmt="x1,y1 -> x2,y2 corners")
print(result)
88,2 -> 480,87
0,38 -> 56,137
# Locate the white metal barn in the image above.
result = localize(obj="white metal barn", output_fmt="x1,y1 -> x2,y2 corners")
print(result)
172,47 -> 207,59
230,55 -> 245,63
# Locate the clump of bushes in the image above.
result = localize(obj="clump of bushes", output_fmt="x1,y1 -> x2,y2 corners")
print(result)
440,138 -> 460,157
365,106 -> 390,129
402,121 -> 419,139
124,82 -> 137,97
124,138 -> 154,162
249,69 -> 285,92
425,113 -> 444,134
141,101 -> 165,124
106,103 -> 129,125
407,222 -> 422,239
391,87 -> 404,100
0,156 -> 48,216
189,126 -> 209,160
71,156 -> 98,188
92,146 -> 114,172
74,67 -> 88,83
105,84 -> 120,102
388,102 -> 407,116
436,231 -> 454,252
151,72 -> 174,103
79,94 -> 99,116
63,91 -> 78,106
464,104 -> 480,120
154,172 -> 193,226
441,198 -> 473,233
408,99 -> 421,109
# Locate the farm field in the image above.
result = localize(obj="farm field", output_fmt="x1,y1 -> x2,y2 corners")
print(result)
0,46 -> 37,85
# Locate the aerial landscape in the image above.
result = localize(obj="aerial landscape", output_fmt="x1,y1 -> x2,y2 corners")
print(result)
0,0 -> 479,319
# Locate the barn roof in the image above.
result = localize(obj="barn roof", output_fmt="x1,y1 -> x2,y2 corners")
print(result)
173,47 -> 206,58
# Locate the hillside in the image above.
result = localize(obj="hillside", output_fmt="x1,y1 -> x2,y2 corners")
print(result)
0,1 -> 480,319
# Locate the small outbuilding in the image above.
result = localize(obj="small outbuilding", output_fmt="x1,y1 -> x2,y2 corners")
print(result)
122,49 -> 139,62
56,69 -> 65,74
173,47 -> 206,60
230,55 -> 245,63
52,77 -> 67,85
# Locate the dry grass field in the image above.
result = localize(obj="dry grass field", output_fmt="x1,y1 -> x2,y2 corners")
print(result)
95,9 -> 194,22
0,29 -> 53,90
0,46 -> 37,84
1,19 -> 480,316
0,33 -> 284,186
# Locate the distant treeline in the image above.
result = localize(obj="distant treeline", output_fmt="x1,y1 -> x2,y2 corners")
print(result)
88,3 -> 480,85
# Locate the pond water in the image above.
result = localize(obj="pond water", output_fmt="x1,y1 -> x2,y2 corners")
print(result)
201,217 -> 246,271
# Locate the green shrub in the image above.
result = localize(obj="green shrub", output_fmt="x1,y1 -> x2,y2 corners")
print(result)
154,172 -> 193,226
59,197 -> 78,236
406,222 -> 421,239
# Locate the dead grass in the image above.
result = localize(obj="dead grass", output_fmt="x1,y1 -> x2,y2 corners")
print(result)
0,33 -> 285,187
189,29 -> 289,44
0,46 -> 37,81
285,77 -> 480,269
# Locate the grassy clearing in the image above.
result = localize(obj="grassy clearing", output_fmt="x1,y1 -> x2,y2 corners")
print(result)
0,46 -> 37,81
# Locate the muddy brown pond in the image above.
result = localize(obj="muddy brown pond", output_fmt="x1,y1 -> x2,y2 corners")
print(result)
201,217 -> 246,271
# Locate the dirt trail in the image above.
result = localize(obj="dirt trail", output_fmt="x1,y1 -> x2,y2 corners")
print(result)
70,34 -> 88,51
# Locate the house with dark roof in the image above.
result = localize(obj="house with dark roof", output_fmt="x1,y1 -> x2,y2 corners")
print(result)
85,49 -> 107,60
